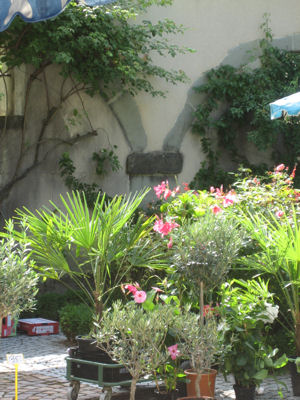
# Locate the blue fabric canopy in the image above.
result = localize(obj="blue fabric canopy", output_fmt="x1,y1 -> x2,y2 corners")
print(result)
270,92 -> 300,120
0,0 -> 117,32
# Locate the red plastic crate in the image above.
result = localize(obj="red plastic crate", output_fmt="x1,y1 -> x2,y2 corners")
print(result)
1,315 -> 17,338
18,318 -> 59,336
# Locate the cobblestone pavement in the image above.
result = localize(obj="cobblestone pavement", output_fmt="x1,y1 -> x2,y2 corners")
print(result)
0,332 -> 299,399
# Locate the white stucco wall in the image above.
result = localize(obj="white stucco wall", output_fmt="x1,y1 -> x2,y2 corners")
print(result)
1,0 -> 300,216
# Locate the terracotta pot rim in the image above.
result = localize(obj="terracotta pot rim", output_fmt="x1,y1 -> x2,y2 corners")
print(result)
184,368 -> 217,376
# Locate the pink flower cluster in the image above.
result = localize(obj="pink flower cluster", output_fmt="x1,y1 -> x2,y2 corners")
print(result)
167,344 -> 179,360
124,283 -> 163,304
125,283 -> 147,304
153,218 -> 179,237
153,217 -> 179,248
210,187 -> 237,214
153,180 -> 180,200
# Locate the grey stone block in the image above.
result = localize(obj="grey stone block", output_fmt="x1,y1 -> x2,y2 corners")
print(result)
126,151 -> 183,175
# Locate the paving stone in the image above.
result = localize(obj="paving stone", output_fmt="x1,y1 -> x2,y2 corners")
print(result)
0,332 -> 298,399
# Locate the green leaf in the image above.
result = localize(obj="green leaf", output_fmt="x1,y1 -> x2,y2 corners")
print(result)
253,369 -> 268,381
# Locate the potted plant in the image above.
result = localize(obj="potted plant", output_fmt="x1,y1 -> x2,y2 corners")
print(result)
154,356 -> 186,400
5,189 -> 166,322
237,205 -> 300,394
172,308 -> 222,399
219,279 -> 287,400
0,220 -> 39,334
158,212 -> 245,397
166,211 -> 246,317
4,189 -> 167,379
95,299 -> 176,400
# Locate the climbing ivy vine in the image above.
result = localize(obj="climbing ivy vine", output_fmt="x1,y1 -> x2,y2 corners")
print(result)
0,0 -> 192,203
191,19 -> 300,189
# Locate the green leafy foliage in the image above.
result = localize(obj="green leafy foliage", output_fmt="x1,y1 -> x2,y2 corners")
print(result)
237,205 -> 300,355
6,189 -> 167,322
59,149 -> 121,207
219,279 -> 287,387
0,221 -> 39,320
170,212 -> 246,303
192,18 -> 300,190
92,146 -> 121,175
21,289 -> 87,321
96,301 -> 175,400
59,303 -> 93,342
0,1 -> 191,98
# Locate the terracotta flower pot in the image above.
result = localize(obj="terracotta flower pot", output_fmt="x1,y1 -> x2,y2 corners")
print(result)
184,369 -> 217,398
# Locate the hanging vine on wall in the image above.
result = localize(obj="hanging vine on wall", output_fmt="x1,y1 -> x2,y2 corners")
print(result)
59,147 -> 120,207
0,0 -> 192,203
191,16 -> 300,190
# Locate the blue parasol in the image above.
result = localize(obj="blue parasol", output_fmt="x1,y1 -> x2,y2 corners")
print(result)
0,0 -> 117,32
270,91 -> 300,120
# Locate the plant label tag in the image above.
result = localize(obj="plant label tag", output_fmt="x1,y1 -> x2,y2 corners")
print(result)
6,353 -> 24,365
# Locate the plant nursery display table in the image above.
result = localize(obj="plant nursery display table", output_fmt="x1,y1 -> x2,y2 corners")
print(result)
66,351 -> 154,400
66,355 -> 132,400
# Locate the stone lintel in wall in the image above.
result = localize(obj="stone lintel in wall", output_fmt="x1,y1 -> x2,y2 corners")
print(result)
127,151 -> 183,175
0,115 -> 23,129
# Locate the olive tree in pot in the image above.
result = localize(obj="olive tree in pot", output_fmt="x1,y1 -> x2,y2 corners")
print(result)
167,212 -> 246,397
237,206 -> 300,395
172,308 -> 223,399
170,212 -> 246,321
219,279 -> 287,400
0,220 -> 38,333
95,301 -> 176,400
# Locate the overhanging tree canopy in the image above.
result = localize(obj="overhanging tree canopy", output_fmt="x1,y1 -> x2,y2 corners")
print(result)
0,0 -> 117,32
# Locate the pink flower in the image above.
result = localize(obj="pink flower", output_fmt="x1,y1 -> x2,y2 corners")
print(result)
210,186 -> 215,193
125,284 -> 138,295
223,197 -> 234,207
153,218 -> 179,237
203,304 -> 214,317
167,236 -> 173,249
275,164 -> 285,172
276,210 -> 284,218
211,205 -> 222,215
168,344 -> 179,360
215,185 -> 224,198
291,166 -> 297,179
253,177 -> 260,185
134,290 -> 147,303
153,181 -> 167,198
222,191 -> 237,207
172,186 -> 180,196
162,222 -> 179,237
153,218 -> 164,233
183,182 -> 190,191
164,189 -> 172,200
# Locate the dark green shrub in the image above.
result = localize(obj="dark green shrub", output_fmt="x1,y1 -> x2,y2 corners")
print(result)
59,303 -> 93,342
20,289 -> 86,320
35,292 -> 67,321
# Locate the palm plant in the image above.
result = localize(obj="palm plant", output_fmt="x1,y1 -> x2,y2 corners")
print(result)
237,206 -> 300,355
6,189 -> 166,321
